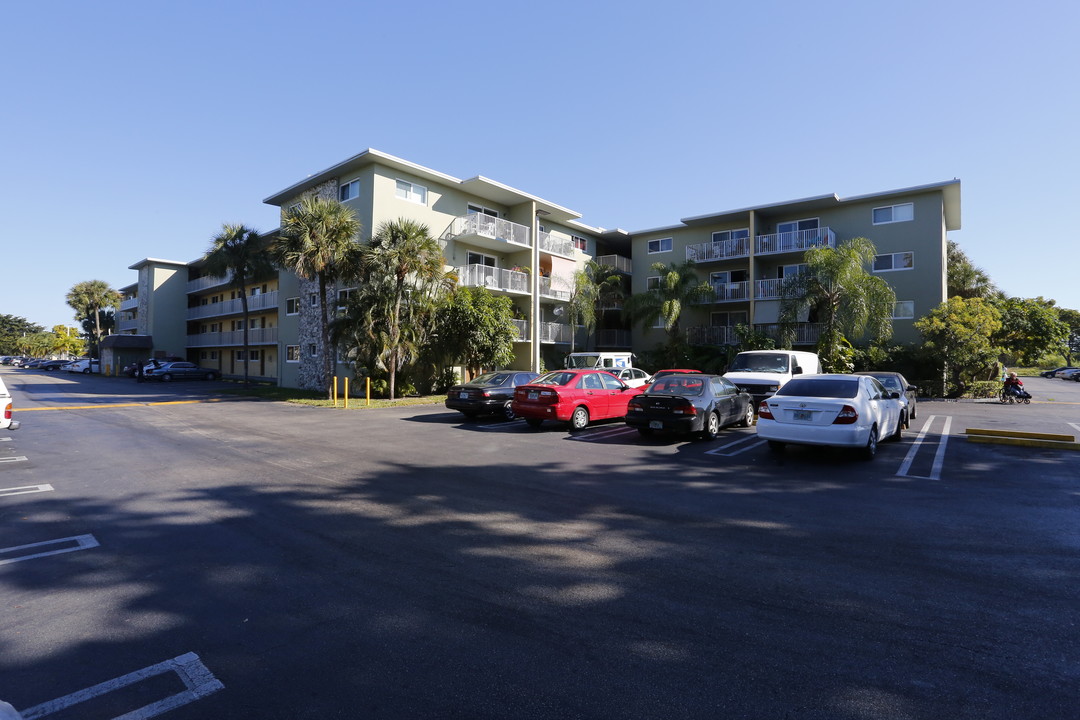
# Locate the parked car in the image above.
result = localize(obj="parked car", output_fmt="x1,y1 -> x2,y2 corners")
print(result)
21,359 -> 44,369
65,358 -> 100,374
650,369 -> 702,380
723,350 -> 821,408
1060,368 -> 1080,381
512,369 -> 642,430
143,361 -> 219,382
40,359 -> 73,371
625,374 -> 754,440
613,367 -> 653,388
854,371 -> 918,428
1053,367 -> 1080,379
445,371 -> 539,420
1040,366 -> 1072,378
756,374 -> 903,460
0,376 -> 20,431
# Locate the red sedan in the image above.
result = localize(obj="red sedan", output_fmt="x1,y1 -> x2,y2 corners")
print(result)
512,369 -> 642,430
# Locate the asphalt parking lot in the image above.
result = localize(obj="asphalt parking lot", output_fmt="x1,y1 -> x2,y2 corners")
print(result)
2,369 -> 1079,719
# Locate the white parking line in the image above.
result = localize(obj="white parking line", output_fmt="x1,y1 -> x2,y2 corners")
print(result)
0,437 -> 12,442
19,651 -> 224,720
0,456 -> 28,464
0,484 -> 54,498
572,426 -> 638,441
0,534 -> 100,566
1068,422 -> 1080,436
897,415 -> 952,481
705,435 -> 767,456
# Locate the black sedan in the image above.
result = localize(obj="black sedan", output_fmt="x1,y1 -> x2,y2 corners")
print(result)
143,361 -> 220,382
855,371 -> 917,427
40,359 -> 73,371
625,373 -> 754,440
446,371 -> 539,420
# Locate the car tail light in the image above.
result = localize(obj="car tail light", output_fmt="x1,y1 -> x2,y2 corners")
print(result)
627,399 -> 643,412
4,402 -> 11,420
480,391 -> 490,398
672,400 -> 697,415
833,405 -> 859,424
538,390 -> 559,404
757,401 -> 773,420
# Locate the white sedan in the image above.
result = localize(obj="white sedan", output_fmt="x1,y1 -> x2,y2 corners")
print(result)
755,374 -> 903,460
614,367 -> 653,388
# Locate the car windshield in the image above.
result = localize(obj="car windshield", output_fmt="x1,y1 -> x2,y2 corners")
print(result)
565,355 -> 599,369
777,378 -> 859,399
469,372 -> 510,387
728,354 -> 791,373
648,377 -> 706,396
532,371 -> 577,386
874,376 -> 902,391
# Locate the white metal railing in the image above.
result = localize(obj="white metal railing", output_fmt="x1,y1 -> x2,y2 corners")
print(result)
540,322 -> 574,343
120,297 -> 138,311
456,264 -> 529,294
696,281 -> 750,304
755,227 -> 836,255
186,291 -> 279,320
596,328 -> 632,347
449,214 -> 531,247
755,278 -> 783,299
511,319 -> 529,341
187,327 -> 279,347
685,237 -> 751,263
686,326 -> 739,346
538,230 -> 575,257
594,254 -> 632,273
539,276 -> 572,301
186,272 -> 233,294
754,323 -> 822,345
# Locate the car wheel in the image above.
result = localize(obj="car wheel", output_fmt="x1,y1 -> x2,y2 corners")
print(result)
699,411 -> 720,441
890,414 -> 904,442
161,373 -> 173,382
768,440 -> 785,454
501,401 -> 515,421
737,402 -> 755,428
205,372 -> 217,381
637,427 -> 653,437
569,406 -> 590,431
82,368 -> 91,374
861,425 -> 879,460
525,418 -> 543,428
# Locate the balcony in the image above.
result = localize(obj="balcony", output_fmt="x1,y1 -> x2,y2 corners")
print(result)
511,319 -> 529,342
187,327 -> 279,347
117,318 -> 139,332
456,264 -> 529,295
686,325 -> 739,346
594,254 -> 632,274
537,230 -> 575,258
596,328 -> 632,347
120,297 -> 139,311
685,237 -> 750,263
696,281 -> 750,304
447,214 -> 531,252
187,291 -> 279,320
754,227 -> 835,256
187,272 -> 233,294
754,323 -> 822,345
539,276 -> 571,302
507,320 -> 576,343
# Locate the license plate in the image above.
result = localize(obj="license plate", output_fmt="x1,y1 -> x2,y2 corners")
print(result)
793,409 -> 812,422
528,392 -> 538,400
649,420 -> 663,429
459,392 -> 469,399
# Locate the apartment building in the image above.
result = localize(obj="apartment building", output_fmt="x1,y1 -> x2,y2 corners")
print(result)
116,149 -> 959,388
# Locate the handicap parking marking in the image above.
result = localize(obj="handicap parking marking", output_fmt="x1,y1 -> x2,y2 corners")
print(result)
0,534 -> 100,566
0,456 -> 29,464
705,434 -> 767,456
896,415 -> 952,481
19,651 -> 223,720
0,484 -> 54,498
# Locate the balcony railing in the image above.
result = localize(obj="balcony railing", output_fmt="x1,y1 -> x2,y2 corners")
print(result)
117,318 -> 138,332
686,325 -> 739,346
120,297 -> 139,311
539,276 -> 572,302
594,254 -> 632,274
596,328 -> 632,347
508,320 -> 575,343
537,230 -> 575,257
456,264 -> 529,294
685,237 -> 751,263
754,323 -> 822,345
448,214 -> 531,248
187,327 -> 279,347
696,281 -> 750,304
511,319 -> 529,342
755,278 -> 784,300
187,272 -> 233,294
186,291 -> 279,320
754,227 -> 835,255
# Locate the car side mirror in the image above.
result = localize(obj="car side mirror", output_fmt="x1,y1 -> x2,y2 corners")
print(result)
890,391 -> 900,399
793,365 -> 803,375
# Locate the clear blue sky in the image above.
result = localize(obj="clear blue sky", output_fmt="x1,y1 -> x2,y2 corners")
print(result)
3,0 -> 1077,331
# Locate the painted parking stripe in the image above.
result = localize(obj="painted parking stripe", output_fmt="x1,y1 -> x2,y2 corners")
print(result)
572,426 -> 638,441
0,437 -> 12,442
1068,422 -> 1080,435
19,651 -> 223,720
705,434 -> 767,456
0,484 -> 54,498
897,415 -> 952,481
0,534 -> 99,566
0,456 -> 29,464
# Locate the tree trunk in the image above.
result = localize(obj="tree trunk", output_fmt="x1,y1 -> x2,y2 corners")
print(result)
319,273 -> 333,400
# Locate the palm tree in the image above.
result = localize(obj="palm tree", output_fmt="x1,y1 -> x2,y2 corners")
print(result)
947,240 -> 999,300
778,236 -> 896,371
623,260 -> 712,351
203,224 -> 274,387
350,218 -> 455,399
272,196 -> 362,398
65,280 -> 122,356
564,259 -> 624,353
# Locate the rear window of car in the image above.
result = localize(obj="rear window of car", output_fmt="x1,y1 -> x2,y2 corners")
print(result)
777,378 -> 859,399
532,371 -> 577,386
648,377 -> 707,396
470,373 -> 510,387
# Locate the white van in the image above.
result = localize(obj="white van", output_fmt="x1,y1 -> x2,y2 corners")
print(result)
565,352 -> 634,370
0,376 -> 20,431
723,350 -> 821,407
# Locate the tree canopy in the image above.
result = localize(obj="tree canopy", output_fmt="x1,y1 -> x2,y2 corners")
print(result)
65,280 -> 122,355
0,315 -> 44,355
430,286 -> 517,380
915,296 -> 1002,396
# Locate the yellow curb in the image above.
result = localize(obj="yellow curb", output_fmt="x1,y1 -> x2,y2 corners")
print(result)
966,436 -> 1080,450
14,398 -> 225,412
966,428 -> 1075,443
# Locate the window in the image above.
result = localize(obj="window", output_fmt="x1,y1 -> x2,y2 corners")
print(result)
467,252 -> 496,267
236,350 -> 246,361
712,228 -> 749,243
873,252 -> 914,272
572,235 -> 588,252
653,315 -> 667,329
200,351 -> 207,360
395,179 -> 427,205
309,293 -> 319,307
467,203 -> 498,217
308,344 -> 317,358
873,203 -> 914,225
286,345 -> 300,363
892,301 -> 915,319
286,297 -> 300,315
711,311 -> 747,327
648,238 -> 672,254
249,349 -> 260,361
646,276 -> 661,290
209,351 -> 218,360
250,286 -> 261,296
778,218 -> 819,234
778,263 -> 808,279
337,288 -> 356,309
339,179 -> 360,202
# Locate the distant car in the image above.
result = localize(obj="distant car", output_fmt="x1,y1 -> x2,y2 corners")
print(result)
65,358 -> 100,374
613,367 -> 653,388
143,361 -> 219,382
0,376 -> 20,431
854,371 -> 918,428
650,369 -> 703,380
21,359 -> 45,369
625,374 -> 754,440
512,369 -> 642,430
1061,368 -> 1080,381
445,371 -> 539,420
1054,367 -> 1080,379
756,374 -> 903,460
40,359 -> 73,371
1040,366 -> 1071,378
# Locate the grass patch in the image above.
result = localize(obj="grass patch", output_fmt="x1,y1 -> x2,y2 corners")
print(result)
217,384 -> 444,409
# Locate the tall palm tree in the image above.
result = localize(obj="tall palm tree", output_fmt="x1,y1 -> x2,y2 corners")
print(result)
272,196 -> 362,398
623,260 -> 712,349
353,218 -> 455,400
203,224 -> 274,386
778,236 -> 895,370
65,280 -> 122,356
947,240 -> 999,300
564,259 -> 624,353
